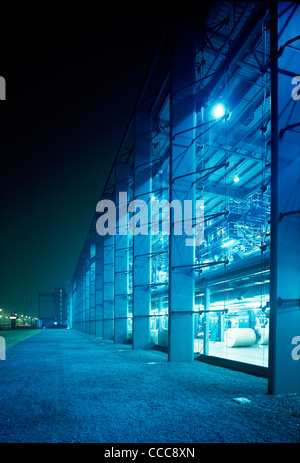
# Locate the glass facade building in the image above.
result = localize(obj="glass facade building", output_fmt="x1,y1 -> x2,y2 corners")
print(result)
68,2 -> 300,394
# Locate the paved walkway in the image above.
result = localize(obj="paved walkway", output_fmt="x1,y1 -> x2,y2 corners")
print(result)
0,329 -> 299,443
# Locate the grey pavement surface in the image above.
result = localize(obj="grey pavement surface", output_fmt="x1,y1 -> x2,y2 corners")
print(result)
0,328 -> 299,443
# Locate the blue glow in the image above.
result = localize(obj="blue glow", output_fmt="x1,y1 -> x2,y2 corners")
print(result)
221,239 -> 236,248
212,103 -> 226,118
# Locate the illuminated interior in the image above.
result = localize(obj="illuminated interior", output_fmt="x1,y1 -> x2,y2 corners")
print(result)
144,1 -> 270,368
70,1 -> 272,372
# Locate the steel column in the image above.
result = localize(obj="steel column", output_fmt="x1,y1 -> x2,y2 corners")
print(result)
269,1 -> 300,393
114,162 -> 131,344
133,111 -> 152,349
89,229 -> 96,336
103,194 -> 115,340
169,18 -> 197,362
95,232 -> 104,338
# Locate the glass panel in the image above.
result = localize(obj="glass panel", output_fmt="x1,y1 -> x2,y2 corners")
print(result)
194,297 -> 269,367
193,1 -> 270,369
150,296 -> 168,349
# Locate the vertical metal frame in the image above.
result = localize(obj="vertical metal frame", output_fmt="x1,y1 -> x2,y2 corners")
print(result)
132,111 -> 152,350
168,16 -> 197,362
114,162 -> 131,344
102,193 -> 115,340
269,0 -> 300,393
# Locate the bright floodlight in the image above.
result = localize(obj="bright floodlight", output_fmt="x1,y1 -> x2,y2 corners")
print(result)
221,239 -> 236,248
234,174 -> 240,183
213,103 -> 226,118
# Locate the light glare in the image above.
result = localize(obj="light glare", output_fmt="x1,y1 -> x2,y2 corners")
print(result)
213,103 -> 225,118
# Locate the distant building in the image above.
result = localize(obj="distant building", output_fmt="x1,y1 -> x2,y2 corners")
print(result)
38,287 -> 68,327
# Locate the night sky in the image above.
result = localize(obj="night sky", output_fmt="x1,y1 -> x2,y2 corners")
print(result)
0,2 -> 171,317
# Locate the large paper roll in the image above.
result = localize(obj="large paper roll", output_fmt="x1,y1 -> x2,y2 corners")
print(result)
256,325 -> 269,345
225,328 -> 256,347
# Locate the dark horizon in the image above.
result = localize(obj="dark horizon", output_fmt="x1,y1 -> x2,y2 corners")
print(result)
0,2 -> 172,318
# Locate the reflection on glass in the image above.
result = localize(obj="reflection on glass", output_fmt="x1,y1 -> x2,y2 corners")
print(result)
194,293 -> 269,367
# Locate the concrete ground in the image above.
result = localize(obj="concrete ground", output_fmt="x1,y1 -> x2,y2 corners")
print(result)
0,328 -> 299,443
